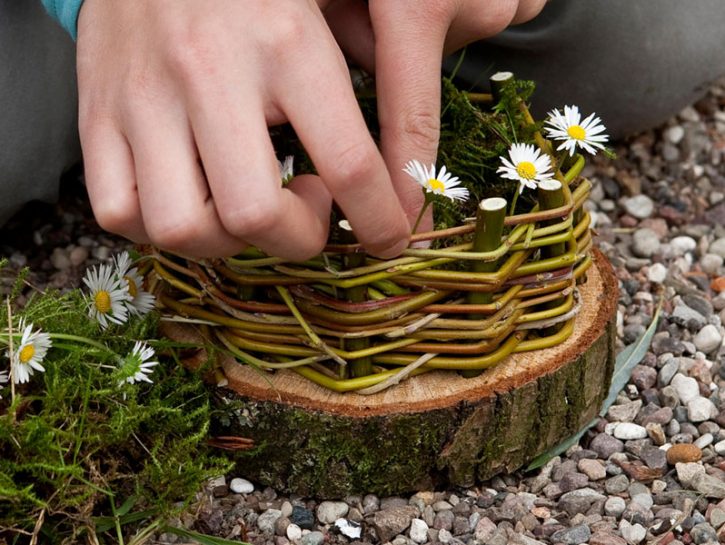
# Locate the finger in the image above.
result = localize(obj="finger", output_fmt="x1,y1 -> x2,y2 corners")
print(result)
371,4 -> 451,228
444,0 -> 520,53
124,104 -> 249,258
276,29 -> 411,258
80,120 -> 149,244
185,83 -> 333,262
511,0 -> 548,25
324,0 -> 376,73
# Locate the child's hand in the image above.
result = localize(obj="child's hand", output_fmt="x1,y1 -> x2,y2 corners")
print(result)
76,0 -> 411,260
325,0 -> 547,227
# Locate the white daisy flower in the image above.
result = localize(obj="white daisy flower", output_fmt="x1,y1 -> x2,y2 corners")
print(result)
83,262 -> 130,328
9,320 -> 51,384
0,368 -> 9,397
278,155 -> 294,184
497,143 -> 554,194
544,105 -> 609,156
118,341 -> 159,386
403,160 -> 469,202
114,252 -> 155,317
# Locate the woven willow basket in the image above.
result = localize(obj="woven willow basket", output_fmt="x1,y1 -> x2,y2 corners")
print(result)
149,89 -> 594,394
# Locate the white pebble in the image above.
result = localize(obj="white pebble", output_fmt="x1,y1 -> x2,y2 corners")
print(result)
317,501 -> 349,524
669,236 -> 697,256
671,374 -> 700,404
622,195 -> 654,219
229,478 -> 254,494
694,433 -> 714,449
409,519 -> 429,544
693,325 -> 723,354
647,263 -> 668,283
287,523 -> 302,541
613,422 -> 648,440
620,520 -> 646,544
714,440 -> 725,455
687,396 -> 718,422
701,253 -> 724,274
666,125 -> 685,144
334,519 -> 361,540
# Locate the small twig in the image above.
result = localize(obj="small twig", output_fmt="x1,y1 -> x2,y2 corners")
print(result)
356,353 -> 437,395
29,508 -> 45,545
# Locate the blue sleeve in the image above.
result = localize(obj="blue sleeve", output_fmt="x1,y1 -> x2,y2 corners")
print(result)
40,0 -> 85,41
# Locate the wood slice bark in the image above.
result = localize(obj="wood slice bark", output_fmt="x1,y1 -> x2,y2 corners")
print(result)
162,249 -> 618,497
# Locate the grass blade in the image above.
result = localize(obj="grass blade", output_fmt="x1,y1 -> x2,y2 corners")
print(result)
599,300 -> 662,417
527,300 -> 662,471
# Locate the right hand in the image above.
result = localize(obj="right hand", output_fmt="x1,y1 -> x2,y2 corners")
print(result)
76,0 -> 411,260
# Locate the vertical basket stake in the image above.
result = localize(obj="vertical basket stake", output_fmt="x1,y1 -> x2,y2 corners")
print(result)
536,180 -> 567,259
462,197 -> 507,378
536,179 -> 570,325
339,220 -> 373,378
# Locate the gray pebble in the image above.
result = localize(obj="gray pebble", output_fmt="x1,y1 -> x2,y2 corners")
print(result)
604,496 -> 626,517
632,228 -> 661,257
658,360 -> 680,387
300,531 -> 325,545
671,305 -> 707,330
690,522 -> 719,544
550,524 -> 591,545
623,195 -> 655,219
709,238 -> 725,258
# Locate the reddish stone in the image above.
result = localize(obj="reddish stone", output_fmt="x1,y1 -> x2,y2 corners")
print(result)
712,277 -> 725,293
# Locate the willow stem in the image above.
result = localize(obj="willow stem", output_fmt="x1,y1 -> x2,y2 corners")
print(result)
461,198 -> 508,378
339,220 -> 372,378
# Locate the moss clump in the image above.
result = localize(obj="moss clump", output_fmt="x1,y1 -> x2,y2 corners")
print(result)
0,269 -> 231,543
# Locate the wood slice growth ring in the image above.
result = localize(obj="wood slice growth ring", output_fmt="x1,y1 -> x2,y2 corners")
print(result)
164,249 -> 617,497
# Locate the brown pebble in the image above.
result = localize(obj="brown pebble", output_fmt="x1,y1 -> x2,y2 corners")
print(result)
666,443 -> 703,465
712,277 -> 725,293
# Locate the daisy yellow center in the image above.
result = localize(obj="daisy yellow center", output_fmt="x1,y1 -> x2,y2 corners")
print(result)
427,178 -> 445,192
94,290 -> 112,314
516,161 -> 537,180
124,275 -> 138,298
19,344 -> 35,364
567,125 -> 586,141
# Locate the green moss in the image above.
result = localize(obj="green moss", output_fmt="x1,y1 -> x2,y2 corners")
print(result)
213,397 -> 454,497
0,280 -> 231,543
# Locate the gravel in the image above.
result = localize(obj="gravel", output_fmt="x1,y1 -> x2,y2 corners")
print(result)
4,81 -> 725,545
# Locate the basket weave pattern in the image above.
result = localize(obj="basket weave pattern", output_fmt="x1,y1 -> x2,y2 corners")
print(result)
151,155 -> 593,393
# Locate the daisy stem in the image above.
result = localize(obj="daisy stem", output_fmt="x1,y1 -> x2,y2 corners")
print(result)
48,333 -> 118,356
412,197 -> 432,235
509,189 -> 520,217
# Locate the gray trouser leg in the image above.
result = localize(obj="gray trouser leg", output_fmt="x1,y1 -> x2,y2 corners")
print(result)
447,0 -> 725,138
0,2 -> 80,225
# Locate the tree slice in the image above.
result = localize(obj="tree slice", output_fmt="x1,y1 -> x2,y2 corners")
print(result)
162,249 -> 618,497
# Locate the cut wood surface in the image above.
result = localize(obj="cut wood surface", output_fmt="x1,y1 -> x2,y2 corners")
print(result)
162,249 -> 618,497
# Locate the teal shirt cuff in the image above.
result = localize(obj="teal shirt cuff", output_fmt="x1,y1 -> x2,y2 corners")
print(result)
41,0 -> 85,40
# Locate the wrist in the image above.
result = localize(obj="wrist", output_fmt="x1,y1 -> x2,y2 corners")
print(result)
41,0 -> 85,40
